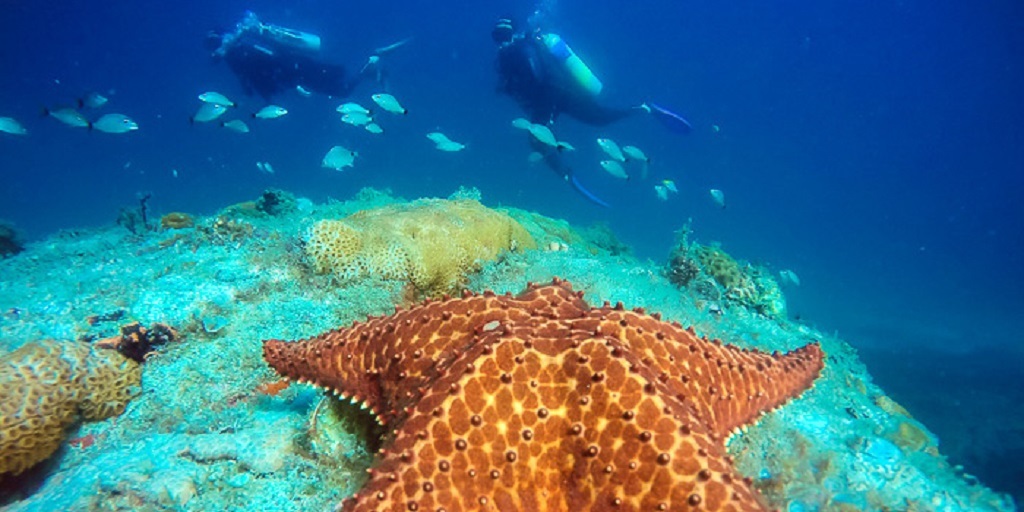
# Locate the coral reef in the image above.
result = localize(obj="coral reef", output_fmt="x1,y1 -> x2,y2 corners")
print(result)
160,212 -> 194,230
665,238 -> 787,318
305,198 -> 536,296
254,188 -> 297,216
0,340 -> 141,477
0,220 -> 24,258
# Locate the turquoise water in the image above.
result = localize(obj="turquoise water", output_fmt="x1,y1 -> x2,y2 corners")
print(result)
1,0 -> 1021,509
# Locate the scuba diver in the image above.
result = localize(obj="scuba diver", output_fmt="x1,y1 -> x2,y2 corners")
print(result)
492,17 -> 692,207
207,11 -> 379,100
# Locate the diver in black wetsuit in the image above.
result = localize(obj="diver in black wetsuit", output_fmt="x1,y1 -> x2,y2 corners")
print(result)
207,11 -> 374,101
493,18 -> 638,127
492,17 -> 691,207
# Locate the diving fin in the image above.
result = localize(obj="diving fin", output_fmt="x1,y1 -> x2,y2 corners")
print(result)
569,174 -> 611,208
647,102 -> 692,134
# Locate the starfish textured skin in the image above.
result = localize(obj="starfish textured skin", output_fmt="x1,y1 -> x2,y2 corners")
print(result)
263,279 -> 824,511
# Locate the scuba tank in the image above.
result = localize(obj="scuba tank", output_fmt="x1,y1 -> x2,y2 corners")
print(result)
260,23 -> 322,53
539,33 -> 603,97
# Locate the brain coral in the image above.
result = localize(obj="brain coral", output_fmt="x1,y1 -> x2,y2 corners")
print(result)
0,340 -> 141,476
306,199 -> 536,296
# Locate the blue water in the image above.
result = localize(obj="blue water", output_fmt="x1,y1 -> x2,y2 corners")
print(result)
2,0 -> 1022,501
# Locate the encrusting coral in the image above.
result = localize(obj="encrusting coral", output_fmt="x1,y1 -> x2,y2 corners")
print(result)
305,198 -> 536,296
667,242 -> 787,318
159,212 -> 194,230
0,340 -> 141,477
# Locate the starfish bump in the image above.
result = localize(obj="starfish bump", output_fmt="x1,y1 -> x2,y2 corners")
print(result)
263,278 -> 824,511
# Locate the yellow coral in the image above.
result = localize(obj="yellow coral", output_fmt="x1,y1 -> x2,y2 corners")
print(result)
0,340 -> 141,476
160,212 -> 194,230
306,199 -> 536,296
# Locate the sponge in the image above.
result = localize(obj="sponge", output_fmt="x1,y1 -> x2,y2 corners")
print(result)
306,199 -> 536,296
0,340 -> 141,476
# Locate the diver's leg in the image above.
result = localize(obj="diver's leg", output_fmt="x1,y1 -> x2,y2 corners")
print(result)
531,138 -> 610,208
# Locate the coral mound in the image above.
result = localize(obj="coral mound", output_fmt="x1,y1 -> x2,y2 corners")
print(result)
306,199 -> 536,296
0,340 -> 141,476
160,212 -> 194,230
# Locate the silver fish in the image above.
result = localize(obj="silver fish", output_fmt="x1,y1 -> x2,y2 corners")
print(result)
222,119 -> 250,133
199,91 -> 235,107
526,124 -> 558,147
322,145 -> 358,170
0,117 -> 27,135
45,107 -> 90,128
427,132 -> 465,152
426,132 -> 454,144
597,138 -> 626,162
779,269 -> 801,287
371,93 -> 407,115
709,188 -> 726,209
364,123 -> 384,134
622,145 -> 649,163
337,102 -> 371,115
79,92 -> 109,109
435,141 -> 465,152
192,103 -> 228,123
511,118 -> 532,130
341,112 -> 373,126
599,160 -> 629,180
254,105 -> 288,119
92,113 -> 138,134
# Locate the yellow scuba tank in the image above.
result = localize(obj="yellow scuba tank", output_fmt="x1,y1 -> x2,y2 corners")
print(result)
540,33 -> 603,97
260,23 -> 322,53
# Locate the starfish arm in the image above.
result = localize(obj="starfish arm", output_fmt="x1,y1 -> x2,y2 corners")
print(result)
264,293 -> 544,425
575,308 -> 824,439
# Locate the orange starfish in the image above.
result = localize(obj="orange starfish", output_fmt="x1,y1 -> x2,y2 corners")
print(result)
263,278 -> 824,511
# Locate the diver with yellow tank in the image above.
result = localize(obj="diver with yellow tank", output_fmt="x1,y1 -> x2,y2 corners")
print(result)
493,17 -> 691,130
207,11 -> 383,101
492,16 -> 691,207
